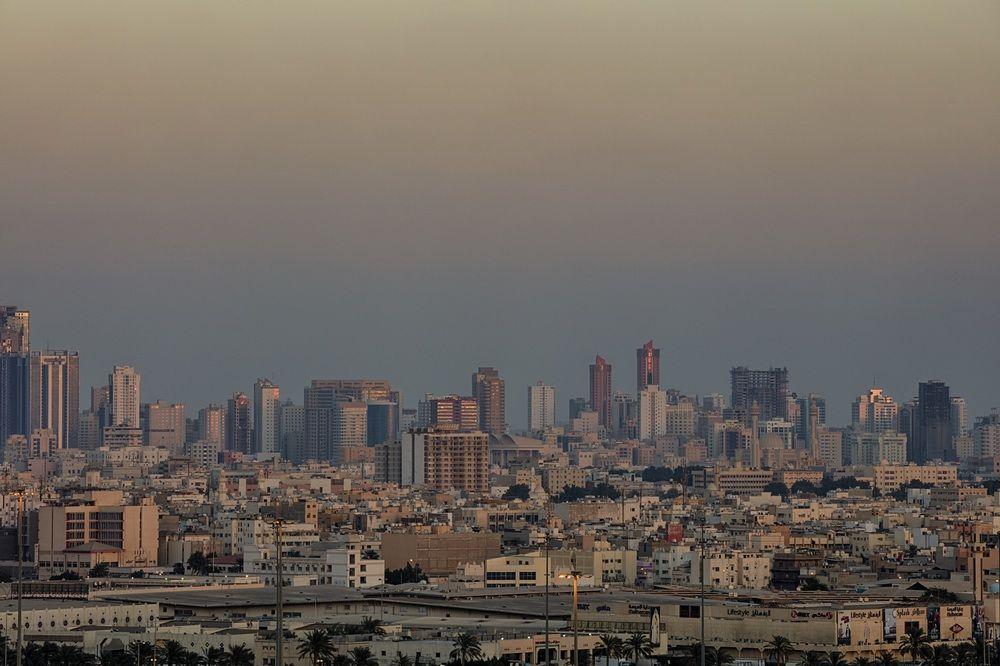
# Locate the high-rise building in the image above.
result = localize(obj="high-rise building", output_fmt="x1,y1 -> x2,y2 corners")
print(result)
702,393 -> 726,413
29,350 -> 79,450
366,400 -> 397,446
610,392 -> 638,440
913,380 -> 953,463
304,381 -> 374,463
950,397 -> 968,438
253,378 -> 280,455
852,387 -> 899,434
0,306 -> 29,353
638,385 -> 667,442
279,401 -> 305,462
974,411 -> 1000,458
197,404 -> 226,450
568,397 -> 589,421
334,400 -> 368,459
796,394 -> 825,449
226,392 -> 252,455
730,367 -> 789,423
636,340 -> 661,392
589,355 -> 612,428
108,365 -> 141,428
385,426 -> 489,494
472,367 -> 505,433
0,306 -> 30,447
141,400 -> 185,453
527,382 -> 555,432
417,394 -> 479,431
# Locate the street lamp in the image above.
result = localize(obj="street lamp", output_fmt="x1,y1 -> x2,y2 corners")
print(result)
560,568 -> 582,666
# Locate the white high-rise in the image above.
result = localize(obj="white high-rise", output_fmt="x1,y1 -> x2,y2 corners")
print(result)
253,378 -> 280,455
851,387 -> 899,434
950,397 -> 968,438
527,382 -> 555,431
638,385 -> 667,441
108,365 -> 141,428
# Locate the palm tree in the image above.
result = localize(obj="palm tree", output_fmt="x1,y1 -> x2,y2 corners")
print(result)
824,653 -> 848,666
683,644 -> 732,666
350,647 -> 379,666
181,651 -> 205,666
765,636 -> 794,666
924,645 -> 954,666
57,645 -> 97,666
801,652 -> 825,666
599,635 -> 623,666
332,655 -> 352,666
100,651 -> 136,666
298,629 -> 336,665
952,643 -> 976,666
900,627 -> 933,665
623,634 -> 654,663
877,651 -> 900,666
392,653 -> 414,666
326,623 -> 347,636
158,639 -> 190,666
223,644 -> 255,666
360,616 -> 386,636
450,633 -> 483,666
127,641 -> 155,666
201,646 -> 227,666
851,658 -> 874,666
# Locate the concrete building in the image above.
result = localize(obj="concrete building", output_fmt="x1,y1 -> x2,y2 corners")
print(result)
636,340 -> 661,392
472,366 -> 506,433
610,392 -> 638,440
29,350 -> 79,450
730,366 -> 789,423
589,355 -> 612,427
381,531 -> 502,577
664,402 -> 696,438
871,464 -> 959,492
253,378 -> 280,455
197,404 -> 225,450
36,492 -> 159,579
528,382 -> 556,432
417,394 -> 480,431
108,365 -> 141,428
915,380 -> 953,463
244,543 -> 384,588
852,386 -> 899,434
279,401 -> 305,461
225,392 -> 251,455
689,550 -> 773,589
141,400 -> 185,453
0,307 -> 30,447
393,426 -> 489,494
846,431 -> 908,466
950,397 -> 968,438
974,411 -> 1000,458
638,385 -> 667,441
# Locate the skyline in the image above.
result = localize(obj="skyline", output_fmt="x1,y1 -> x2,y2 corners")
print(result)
2,0 -> 998,425
4,302 -> 995,429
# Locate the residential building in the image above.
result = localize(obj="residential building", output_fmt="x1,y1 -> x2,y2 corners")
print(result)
29,350 -> 79,450
253,378 -> 280,455
914,380 -> 953,463
851,386 -> 899,434
472,366 -> 506,433
528,382 -> 556,432
638,385 -> 667,442
141,400 -> 185,453
226,392 -> 251,455
391,426 -> 490,494
108,365 -> 141,428
636,340 -> 661,392
730,366 -> 789,423
589,355 -> 612,427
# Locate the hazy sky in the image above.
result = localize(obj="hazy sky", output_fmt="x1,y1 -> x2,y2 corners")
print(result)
2,1 -> 998,426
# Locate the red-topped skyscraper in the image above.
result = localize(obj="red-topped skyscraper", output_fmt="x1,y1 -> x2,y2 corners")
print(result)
636,340 -> 660,392
589,355 -> 612,427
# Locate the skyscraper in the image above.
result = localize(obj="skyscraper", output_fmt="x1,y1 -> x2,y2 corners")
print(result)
226,392 -> 252,454
796,393 -> 826,447
29,350 -> 79,450
589,355 -> 612,427
610,391 -> 639,440
730,367 -> 789,423
0,306 -> 30,447
638,384 -> 667,441
197,403 -> 226,450
527,382 -> 556,432
636,340 -> 661,392
852,386 -> 899,434
914,380 -> 953,463
279,401 -> 305,462
568,397 -> 589,421
417,394 -> 480,431
472,367 -> 505,433
253,378 -> 280,455
141,400 -> 185,453
950,397 -> 968,438
108,365 -> 141,428
366,400 -> 397,446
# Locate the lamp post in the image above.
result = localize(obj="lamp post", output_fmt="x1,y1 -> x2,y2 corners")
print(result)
544,502 -> 551,666
699,507 -> 706,666
15,490 -> 23,666
561,568 -> 582,666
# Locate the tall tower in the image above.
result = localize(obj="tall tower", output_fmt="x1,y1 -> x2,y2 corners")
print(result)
108,365 -> 141,428
730,366 -> 789,423
808,397 -> 820,461
749,401 -> 761,468
528,382 -> 555,432
253,378 -> 280,455
636,340 -> 661,393
226,392 -> 252,454
0,306 -> 30,446
589,355 -> 612,427
915,380 -> 953,463
30,350 -> 80,450
471,367 -> 505,433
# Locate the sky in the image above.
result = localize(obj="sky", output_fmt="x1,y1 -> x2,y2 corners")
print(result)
1,1 -> 998,426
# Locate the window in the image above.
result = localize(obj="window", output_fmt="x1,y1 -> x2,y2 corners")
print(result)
680,605 -> 700,618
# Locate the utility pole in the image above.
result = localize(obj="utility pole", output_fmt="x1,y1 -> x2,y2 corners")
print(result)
544,502 -> 551,666
699,508 -> 706,666
570,567 -> 581,666
272,500 -> 287,666
15,490 -> 23,666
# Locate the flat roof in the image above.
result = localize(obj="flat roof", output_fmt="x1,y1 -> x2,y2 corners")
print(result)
99,585 -> 365,609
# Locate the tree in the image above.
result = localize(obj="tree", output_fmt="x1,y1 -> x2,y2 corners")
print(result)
100,651 -> 136,666
598,635 -> 623,666
53,644 -> 97,666
923,646 -> 953,666
876,652 -> 900,666
331,655 -> 352,666
952,643 -> 977,666
801,652 -> 825,666
681,644 -> 732,666
172,563 -> 186,575
89,562 -> 111,578
187,552 -> 210,576
503,484 -> 532,501
201,646 -> 227,666
361,549 -> 380,560
623,634 -> 654,663
181,652 -> 204,666
223,644 -> 255,666
157,640 -> 190,666
392,654 -> 414,666
385,562 -> 428,585
823,653 -> 848,666
919,588 -> 961,603
297,629 -> 335,665
360,616 -> 386,635
790,480 -> 819,496
50,570 -> 81,581
764,636 -> 794,666
350,647 -> 379,666
762,482 -> 789,498
800,578 -> 828,591
126,641 -> 155,666
450,633 -> 483,666
899,627 -> 933,665
851,659 -> 874,666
